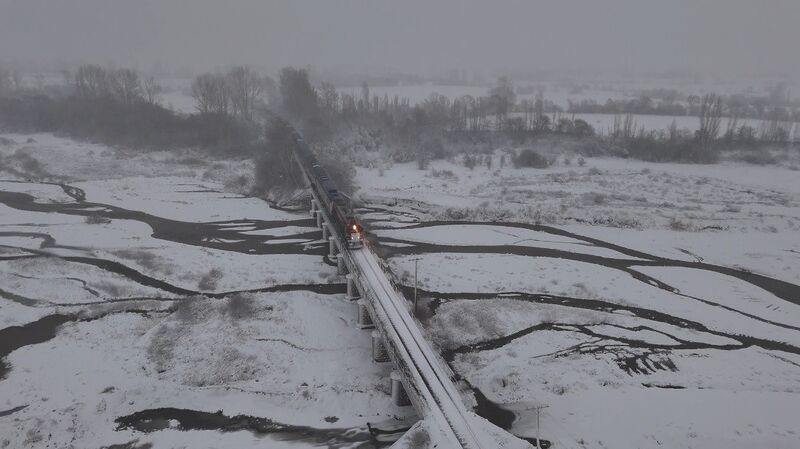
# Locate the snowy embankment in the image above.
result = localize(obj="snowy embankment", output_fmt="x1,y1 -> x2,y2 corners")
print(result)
0,134 -> 413,448
356,154 -> 800,448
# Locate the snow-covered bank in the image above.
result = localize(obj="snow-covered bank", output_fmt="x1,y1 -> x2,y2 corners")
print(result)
358,154 -> 800,448
0,133 -> 410,448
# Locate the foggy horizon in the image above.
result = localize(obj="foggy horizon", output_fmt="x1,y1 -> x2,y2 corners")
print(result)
2,0 -> 800,80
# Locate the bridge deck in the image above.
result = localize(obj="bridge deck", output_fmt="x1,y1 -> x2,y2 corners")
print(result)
293,143 -> 530,448
351,247 -> 482,448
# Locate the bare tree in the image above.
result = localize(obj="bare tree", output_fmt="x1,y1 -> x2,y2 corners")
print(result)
191,73 -> 229,114
697,93 -> 723,147
226,66 -> 263,120
533,90 -> 548,132
75,65 -> 111,98
360,81 -> 370,113
318,81 -> 339,115
109,69 -> 143,105
489,76 -> 515,131
279,67 -> 318,120
142,76 -> 163,104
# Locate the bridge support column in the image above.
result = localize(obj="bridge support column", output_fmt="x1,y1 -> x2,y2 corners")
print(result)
371,331 -> 389,362
346,274 -> 359,300
390,371 -> 410,407
356,299 -> 374,329
322,222 -> 329,240
337,256 -> 347,275
310,199 -> 318,216
328,236 -> 339,259
315,210 -> 323,228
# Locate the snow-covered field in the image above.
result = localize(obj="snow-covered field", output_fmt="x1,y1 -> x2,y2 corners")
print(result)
356,153 -> 800,448
0,134 -> 413,448
2,130 -> 799,448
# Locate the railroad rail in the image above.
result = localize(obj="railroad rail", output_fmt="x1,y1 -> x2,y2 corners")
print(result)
289,129 -> 532,448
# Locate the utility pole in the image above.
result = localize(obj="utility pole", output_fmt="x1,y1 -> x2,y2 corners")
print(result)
533,404 -> 549,448
413,258 -> 419,316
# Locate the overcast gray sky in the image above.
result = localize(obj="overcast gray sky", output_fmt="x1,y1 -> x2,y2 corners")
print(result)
1,0 -> 798,77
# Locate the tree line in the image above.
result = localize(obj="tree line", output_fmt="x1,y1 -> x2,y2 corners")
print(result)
567,92 -> 800,123
275,68 -> 797,166
0,64 -> 259,152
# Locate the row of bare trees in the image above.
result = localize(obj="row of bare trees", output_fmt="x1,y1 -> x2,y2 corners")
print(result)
190,66 -> 276,121
73,65 -> 162,105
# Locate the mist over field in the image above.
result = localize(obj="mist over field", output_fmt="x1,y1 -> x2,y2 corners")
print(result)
1,2 -> 799,449
3,0 -> 800,76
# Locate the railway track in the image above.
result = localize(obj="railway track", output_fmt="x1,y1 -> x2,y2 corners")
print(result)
289,124 -> 531,448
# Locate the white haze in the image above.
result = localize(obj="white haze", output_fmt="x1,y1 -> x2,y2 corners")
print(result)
1,0 -> 799,78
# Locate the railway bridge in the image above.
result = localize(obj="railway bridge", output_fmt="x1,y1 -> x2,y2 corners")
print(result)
291,139 -> 533,449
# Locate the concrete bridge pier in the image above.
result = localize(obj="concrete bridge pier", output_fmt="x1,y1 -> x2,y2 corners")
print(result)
390,371 -> 411,407
371,331 -> 390,362
337,256 -> 347,275
328,236 -> 339,259
315,210 -> 323,228
322,222 -> 329,240
310,199 -> 318,216
346,274 -> 360,300
357,299 -> 374,329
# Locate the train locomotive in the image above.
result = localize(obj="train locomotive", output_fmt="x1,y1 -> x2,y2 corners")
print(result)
293,135 -> 364,249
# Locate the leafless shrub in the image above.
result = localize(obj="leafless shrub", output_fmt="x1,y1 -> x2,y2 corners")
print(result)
85,214 -> 111,224
24,425 -> 43,446
112,249 -> 171,274
173,297 -> 205,323
224,293 -> 257,319
429,168 -> 458,181
735,149 -> 778,165
430,304 -> 503,350
588,214 -> 641,228
582,192 -> 607,205
10,150 -> 47,177
198,268 -> 223,291
147,323 -> 179,372
513,149 -> 550,168
224,174 -> 252,195
185,346 -> 259,387
669,217 -> 692,231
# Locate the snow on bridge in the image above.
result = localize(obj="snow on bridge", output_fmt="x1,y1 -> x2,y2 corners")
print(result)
293,145 -> 532,449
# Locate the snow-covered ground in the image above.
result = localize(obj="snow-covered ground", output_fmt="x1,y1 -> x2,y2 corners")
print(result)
3,130 -> 799,448
0,134 -> 413,448
356,153 -> 800,448
357,154 -> 800,235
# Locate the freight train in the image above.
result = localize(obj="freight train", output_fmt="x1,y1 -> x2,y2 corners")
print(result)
292,132 -> 364,248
